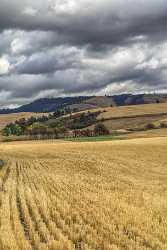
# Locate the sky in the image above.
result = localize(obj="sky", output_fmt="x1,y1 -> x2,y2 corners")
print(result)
0,0 -> 167,107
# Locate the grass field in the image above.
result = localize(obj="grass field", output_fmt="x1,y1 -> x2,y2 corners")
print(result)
65,135 -> 121,142
84,102 -> 167,131
0,138 -> 167,249
97,102 -> 167,120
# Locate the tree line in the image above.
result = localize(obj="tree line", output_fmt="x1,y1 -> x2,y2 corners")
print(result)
3,109 -> 110,139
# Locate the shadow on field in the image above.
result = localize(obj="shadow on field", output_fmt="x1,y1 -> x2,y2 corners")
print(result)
0,159 -> 5,169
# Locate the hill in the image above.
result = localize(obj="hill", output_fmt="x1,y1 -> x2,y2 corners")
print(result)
0,93 -> 167,114
0,112 -> 45,130
2,101 -> 167,141
0,97 -> 91,114
67,101 -> 167,132
112,93 -> 167,105
86,102 -> 167,132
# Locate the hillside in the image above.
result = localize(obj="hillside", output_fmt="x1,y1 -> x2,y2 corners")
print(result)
1,93 -> 167,114
2,102 -> 167,140
86,102 -> 167,132
70,102 -> 167,134
97,102 -> 167,119
112,93 -> 167,105
84,96 -> 116,107
0,112 -> 45,130
0,97 -> 91,114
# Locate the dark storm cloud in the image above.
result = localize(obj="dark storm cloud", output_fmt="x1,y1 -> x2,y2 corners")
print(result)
0,0 -> 167,107
14,46 -> 81,74
0,0 -> 167,46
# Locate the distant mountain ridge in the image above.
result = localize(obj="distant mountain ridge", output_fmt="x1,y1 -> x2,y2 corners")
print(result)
0,96 -> 91,114
0,93 -> 167,114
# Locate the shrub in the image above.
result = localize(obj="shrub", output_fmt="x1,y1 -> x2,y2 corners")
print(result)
27,123 -> 48,136
69,112 -> 100,130
160,122 -> 167,128
94,123 -> 110,136
145,123 -> 156,130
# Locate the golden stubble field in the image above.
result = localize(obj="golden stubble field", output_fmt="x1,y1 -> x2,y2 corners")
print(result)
0,138 -> 167,250
97,102 -> 167,120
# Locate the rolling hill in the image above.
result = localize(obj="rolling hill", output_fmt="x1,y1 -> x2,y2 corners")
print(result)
0,112 -> 46,131
0,93 -> 167,114
86,102 -> 167,132
0,97 -> 91,114
2,101 -> 167,142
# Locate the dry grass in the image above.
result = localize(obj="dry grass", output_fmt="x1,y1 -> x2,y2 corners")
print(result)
72,102 -> 167,131
101,114 -> 167,131
0,138 -> 167,249
97,102 -> 167,120
88,102 -> 167,131
118,128 -> 167,140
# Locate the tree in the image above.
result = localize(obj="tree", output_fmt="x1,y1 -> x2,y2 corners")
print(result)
3,126 -> 12,136
13,124 -> 24,135
3,123 -> 23,136
27,123 -> 47,136
94,123 -> 110,136
26,116 -> 37,126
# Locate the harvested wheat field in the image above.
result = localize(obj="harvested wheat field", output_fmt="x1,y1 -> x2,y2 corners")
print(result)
0,138 -> 167,250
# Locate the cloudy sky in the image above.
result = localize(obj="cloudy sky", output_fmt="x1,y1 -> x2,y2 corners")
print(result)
0,0 -> 167,107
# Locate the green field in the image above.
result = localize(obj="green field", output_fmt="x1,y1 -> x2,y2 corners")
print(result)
65,135 -> 124,142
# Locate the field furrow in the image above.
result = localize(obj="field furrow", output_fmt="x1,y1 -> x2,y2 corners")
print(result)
0,138 -> 167,249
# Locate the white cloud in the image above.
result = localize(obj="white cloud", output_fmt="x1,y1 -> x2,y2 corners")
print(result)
0,57 -> 10,75
50,0 -> 79,14
22,6 -> 38,16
